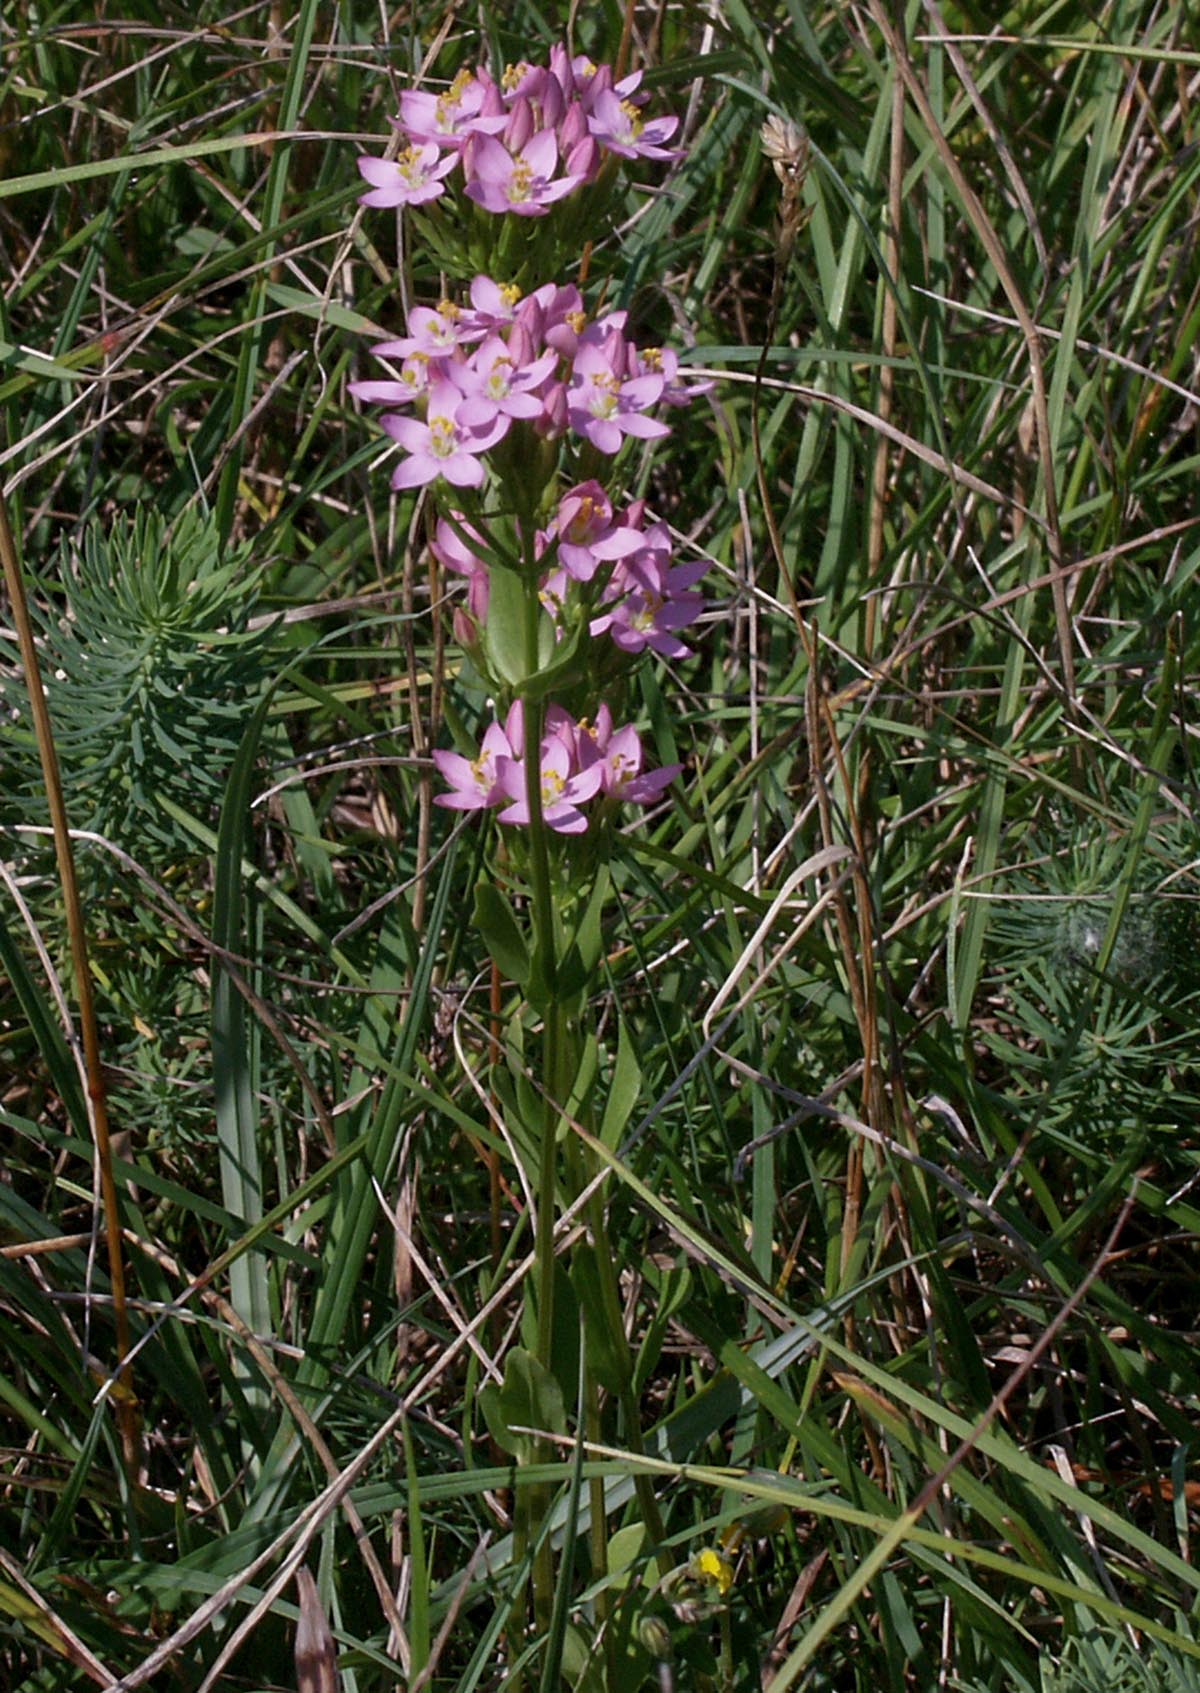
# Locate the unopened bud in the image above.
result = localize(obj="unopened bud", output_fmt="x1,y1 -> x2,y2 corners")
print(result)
638,1615 -> 673,1660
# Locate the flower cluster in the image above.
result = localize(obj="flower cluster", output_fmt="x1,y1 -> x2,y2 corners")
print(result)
350,276 -> 711,488
434,700 -> 680,834
357,46 -> 680,214
430,485 -> 706,663
353,41 -> 703,837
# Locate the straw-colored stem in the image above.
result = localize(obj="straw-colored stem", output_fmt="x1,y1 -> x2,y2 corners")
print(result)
0,490 -> 140,1480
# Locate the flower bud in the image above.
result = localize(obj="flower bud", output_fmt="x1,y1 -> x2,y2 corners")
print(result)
504,95 -> 534,155
452,606 -> 479,649
558,101 -> 587,152
566,135 -> 600,185
637,1616 -> 673,1660
536,380 -> 568,437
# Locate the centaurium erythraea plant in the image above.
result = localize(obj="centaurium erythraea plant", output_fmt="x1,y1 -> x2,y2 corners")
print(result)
353,44 -> 702,1645
352,42 -> 704,836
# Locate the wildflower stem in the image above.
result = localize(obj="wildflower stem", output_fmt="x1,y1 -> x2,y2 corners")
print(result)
519,541 -> 563,1641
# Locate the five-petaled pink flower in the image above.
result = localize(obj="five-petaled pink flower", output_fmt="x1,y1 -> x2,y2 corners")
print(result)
554,481 -> 644,581
398,70 -> 507,149
497,736 -> 605,834
382,380 -> 507,489
592,539 -> 707,658
568,339 -> 671,455
357,143 -> 458,208
433,719 -> 515,811
586,90 -> 681,161
450,336 -> 559,430
582,706 -> 681,803
464,130 -> 585,216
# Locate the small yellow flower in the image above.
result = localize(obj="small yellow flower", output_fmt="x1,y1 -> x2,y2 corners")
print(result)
689,1546 -> 735,1596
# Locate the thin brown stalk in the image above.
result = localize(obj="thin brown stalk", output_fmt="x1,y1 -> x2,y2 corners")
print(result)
0,490 -> 140,1480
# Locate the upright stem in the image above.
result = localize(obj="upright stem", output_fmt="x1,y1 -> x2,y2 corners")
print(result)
0,491 -> 140,1480
518,555 -> 563,1640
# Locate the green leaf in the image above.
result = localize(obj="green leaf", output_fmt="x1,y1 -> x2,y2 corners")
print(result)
598,1017 -> 642,1151
558,865 -> 610,1001
212,692 -> 275,1399
473,881 -> 530,984
479,1347 -> 567,1462
480,564 -> 531,688
571,1245 -> 631,1395
515,609 -> 588,703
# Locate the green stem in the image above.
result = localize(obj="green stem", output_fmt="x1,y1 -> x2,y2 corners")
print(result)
518,542 -> 563,1643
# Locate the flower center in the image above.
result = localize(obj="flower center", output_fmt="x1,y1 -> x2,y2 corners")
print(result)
427,303 -> 461,349
429,414 -> 457,458
399,146 -> 428,184
632,593 -> 663,631
402,352 -> 431,393
436,71 -> 475,130
566,496 -> 598,541
588,373 -> 618,419
485,358 -> 513,399
542,766 -> 566,803
508,159 -> 534,203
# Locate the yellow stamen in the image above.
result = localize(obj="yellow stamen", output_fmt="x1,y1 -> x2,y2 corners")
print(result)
429,414 -> 456,457
620,98 -> 644,138
508,160 -> 534,203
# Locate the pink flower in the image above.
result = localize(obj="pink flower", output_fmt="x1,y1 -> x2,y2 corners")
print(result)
383,300 -> 479,358
517,282 -> 586,357
430,515 -> 490,621
587,89 -> 681,161
348,349 -> 436,409
449,335 -> 560,429
381,380 -> 508,489
583,709 -> 681,803
460,275 -> 523,335
505,62 -> 566,131
496,737 -> 604,834
553,481 -> 643,581
592,542 -> 707,658
432,719 -> 514,812
464,130 -> 585,216
398,69 -> 506,149
568,337 -> 670,455
356,144 -> 458,208
634,343 -> 715,407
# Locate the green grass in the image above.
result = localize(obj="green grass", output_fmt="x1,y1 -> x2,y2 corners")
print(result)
2,2 -> 1200,1689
